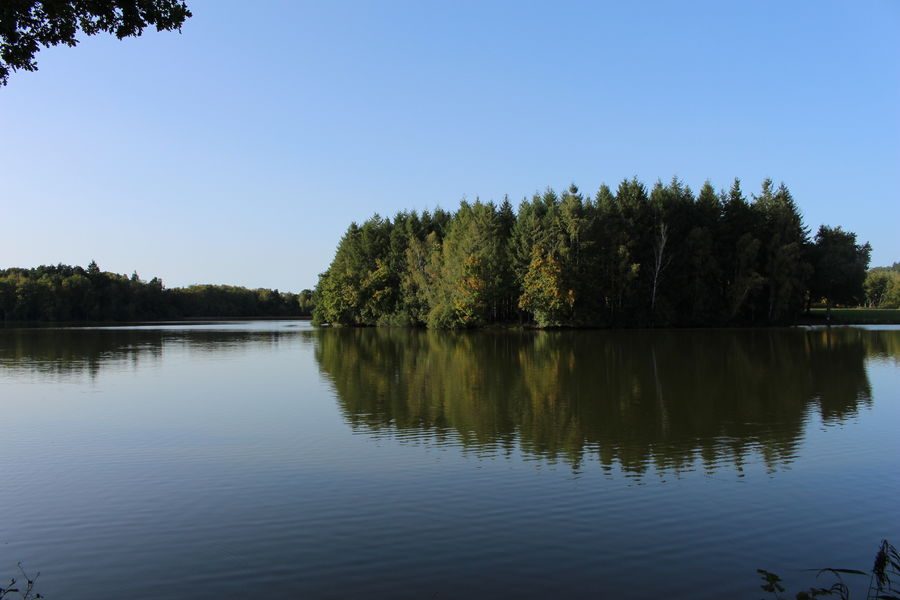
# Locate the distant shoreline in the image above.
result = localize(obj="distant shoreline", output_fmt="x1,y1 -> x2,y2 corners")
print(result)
1,316 -> 312,328
5,312 -> 899,329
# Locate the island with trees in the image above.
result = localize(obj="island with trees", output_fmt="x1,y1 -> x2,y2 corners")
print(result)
313,177 -> 878,328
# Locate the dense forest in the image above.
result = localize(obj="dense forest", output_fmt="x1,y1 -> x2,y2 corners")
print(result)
314,177 -> 873,328
0,262 -> 314,322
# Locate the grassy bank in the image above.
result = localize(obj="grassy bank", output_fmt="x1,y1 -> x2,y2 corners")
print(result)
807,308 -> 900,325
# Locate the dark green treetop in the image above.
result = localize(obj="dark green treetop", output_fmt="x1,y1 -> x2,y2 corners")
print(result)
811,225 -> 871,308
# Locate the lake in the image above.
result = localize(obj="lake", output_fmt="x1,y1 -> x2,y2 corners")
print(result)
1,322 -> 898,599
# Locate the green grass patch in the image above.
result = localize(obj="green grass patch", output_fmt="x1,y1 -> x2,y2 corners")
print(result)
808,308 -> 900,324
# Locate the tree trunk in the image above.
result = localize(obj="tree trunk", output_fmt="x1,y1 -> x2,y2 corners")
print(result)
650,221 -> 669,319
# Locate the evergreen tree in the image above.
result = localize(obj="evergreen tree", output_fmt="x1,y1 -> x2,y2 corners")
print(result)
614,178 -> 652,324
721,179 -> 763,321
496,196 -> 518,321
509,194 -> 550,321
686,181 -> 723,323
752,181 -> 811,322
594,183 -> 639,325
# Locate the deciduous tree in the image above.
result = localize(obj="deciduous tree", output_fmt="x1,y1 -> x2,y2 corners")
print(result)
0,0 -> 192,85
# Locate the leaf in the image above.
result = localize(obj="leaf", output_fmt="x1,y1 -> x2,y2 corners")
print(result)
757,568 -> 786,593
815,568 -> 867,576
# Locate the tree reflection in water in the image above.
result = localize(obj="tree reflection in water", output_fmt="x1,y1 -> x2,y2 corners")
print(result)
2,324 -> 895,476
312,327 -> 894,474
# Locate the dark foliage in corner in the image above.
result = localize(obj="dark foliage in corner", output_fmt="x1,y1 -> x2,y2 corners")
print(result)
0,0 -> 191,85
758,539 -> 900,600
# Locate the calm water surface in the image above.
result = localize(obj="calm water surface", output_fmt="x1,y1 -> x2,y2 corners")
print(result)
1,322 -> 898,598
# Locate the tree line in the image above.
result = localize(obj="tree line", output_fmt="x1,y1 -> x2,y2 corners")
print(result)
313,177 -> 872,328
0,262 -> 314,322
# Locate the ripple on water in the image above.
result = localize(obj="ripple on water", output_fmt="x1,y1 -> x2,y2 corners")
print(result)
0,324 -> 898,599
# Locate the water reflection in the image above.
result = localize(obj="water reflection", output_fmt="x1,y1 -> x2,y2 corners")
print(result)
1,325 -> 894,476
0,326 -> 295,380
312,327 -> 891,474
1,324 -> 897,599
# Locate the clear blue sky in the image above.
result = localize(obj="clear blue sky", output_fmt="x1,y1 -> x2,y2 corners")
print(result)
1,0 -> 898,291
